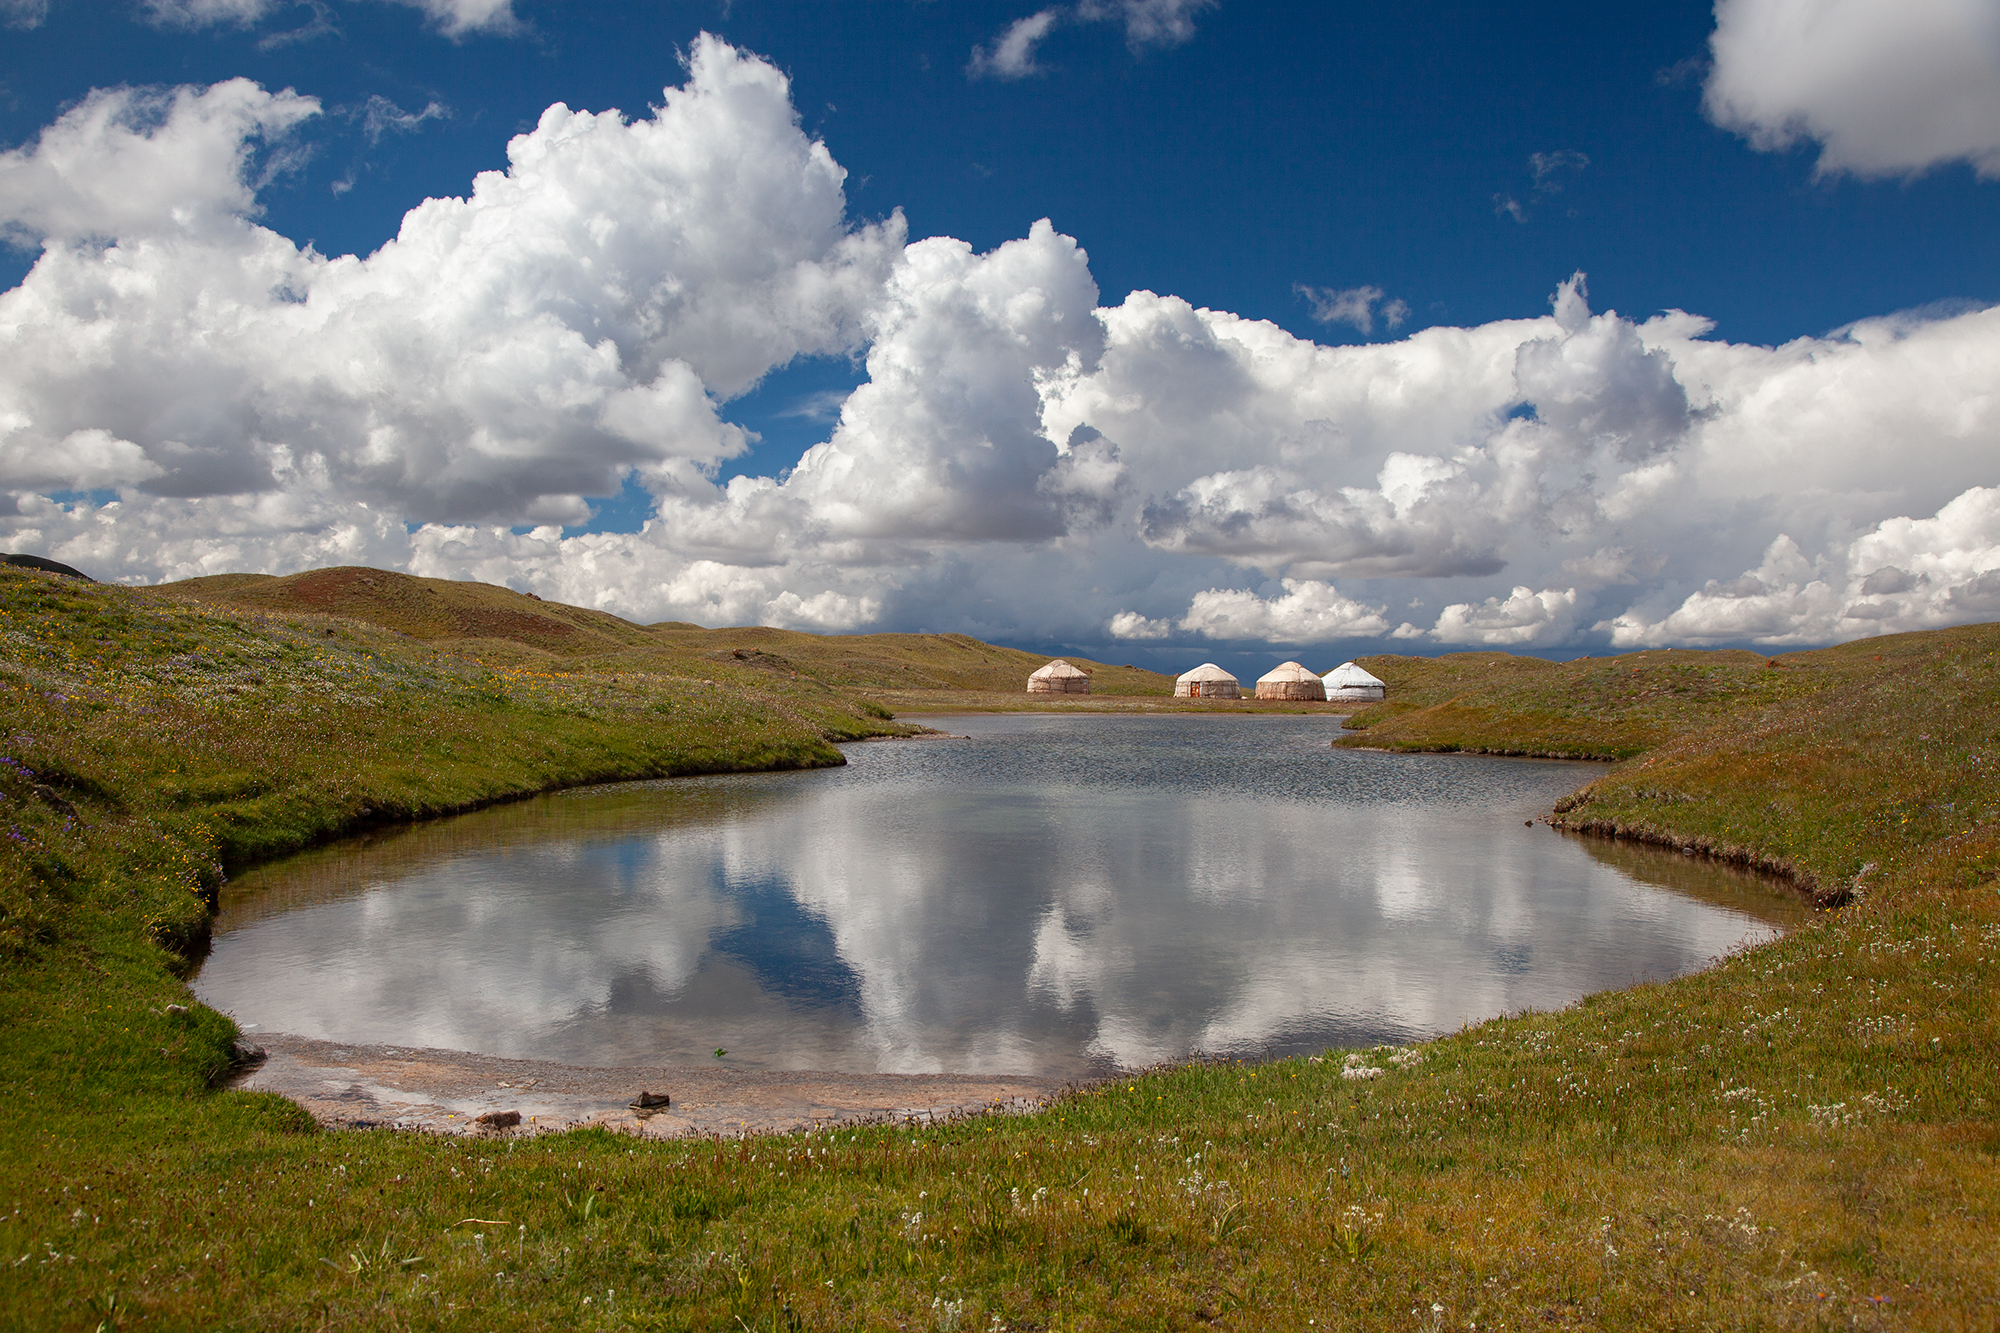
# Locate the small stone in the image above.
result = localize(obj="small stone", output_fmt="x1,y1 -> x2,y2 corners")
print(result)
231,1039 -> 266,1066
630,1090 -> 671,1110
164,1004 -> 189,1018
474,1109 -> 521,1128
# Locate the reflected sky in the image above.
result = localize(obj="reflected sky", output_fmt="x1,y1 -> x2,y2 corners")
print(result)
195,715 -> 1805,1077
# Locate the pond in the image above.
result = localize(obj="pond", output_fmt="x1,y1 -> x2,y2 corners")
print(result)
194,714 -> 1804,1080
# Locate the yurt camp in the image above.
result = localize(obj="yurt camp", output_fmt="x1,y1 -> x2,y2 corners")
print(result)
1174,663 -> 1241,699
1027,659 -> 1091,695
1254,661 -> 1326,702
1323,661 -> 1387,703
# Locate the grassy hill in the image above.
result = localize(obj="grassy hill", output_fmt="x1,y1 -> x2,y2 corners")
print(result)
0,568 -> 916,960
157,567 -> 662,657
154,566 -> 1174,697
1336,630 -> 2000,907
3,566 -> 1996,1328
1336,638 -> 1930,760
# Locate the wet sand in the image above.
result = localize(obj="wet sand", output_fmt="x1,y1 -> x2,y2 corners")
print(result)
233,1033 -> 1069,1139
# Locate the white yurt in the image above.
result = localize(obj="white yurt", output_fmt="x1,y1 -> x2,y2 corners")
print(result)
1174,663 -> 1241,699
1254,661 -> 1327,702
1323,661 -> 1387,703
1027,659 -> 1091,695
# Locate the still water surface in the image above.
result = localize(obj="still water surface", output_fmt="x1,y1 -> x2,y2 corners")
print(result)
195,715 -> 1804,1078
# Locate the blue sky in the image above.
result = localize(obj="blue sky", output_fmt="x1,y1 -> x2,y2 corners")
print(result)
10,1 -> 1991,345
3,0 -> 1999,672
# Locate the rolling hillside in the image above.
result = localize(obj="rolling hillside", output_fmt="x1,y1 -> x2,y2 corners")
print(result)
151,566 -> 1174,696
153,567 -> 663,657
7,564 -> 1997,1327
1341,635 -> 1966,759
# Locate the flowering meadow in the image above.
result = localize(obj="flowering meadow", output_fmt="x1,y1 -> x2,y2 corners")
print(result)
2,567 -> 1996,1329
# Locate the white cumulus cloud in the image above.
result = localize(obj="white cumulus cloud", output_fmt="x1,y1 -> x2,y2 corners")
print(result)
1607,487 -> 2000,647
0,79 -> 319,247
1513,274 -> 1693,461
1108,611 -> 1175,639
1432,586 -> 1581,647
0,38 -> 902,521
6,37 -> 2000,657
1705,0 -> 2000,178
781,219 -> 1103,543
1178,579 -> 1391,643
1602,535 -> 1840,647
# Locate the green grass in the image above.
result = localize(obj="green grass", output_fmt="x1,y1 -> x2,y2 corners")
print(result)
153,566 -> 1177,698
1545,627 -> 2000,903
4,570 -> 1998,1329
1336,646 -> 1834,759
0,570 -> 909,968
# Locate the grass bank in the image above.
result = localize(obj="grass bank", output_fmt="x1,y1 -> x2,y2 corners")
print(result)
3,571 -> 1995,1329
0,568 -> 910,957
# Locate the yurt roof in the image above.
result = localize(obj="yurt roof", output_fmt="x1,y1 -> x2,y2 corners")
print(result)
1029,658 -> 1089,679
1323,661 -> 1386,688
1256,660 -> 1319,684
1176,662 -> 1239,684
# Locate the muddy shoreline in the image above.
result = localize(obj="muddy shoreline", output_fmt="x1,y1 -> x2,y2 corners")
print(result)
234,1032 -> 1069,1139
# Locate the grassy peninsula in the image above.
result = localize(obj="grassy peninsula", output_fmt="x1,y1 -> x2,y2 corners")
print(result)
3,567 -> 1995,1330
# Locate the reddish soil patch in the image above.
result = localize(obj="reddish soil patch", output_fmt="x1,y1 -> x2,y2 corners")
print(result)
235,1033 -> 1067,1139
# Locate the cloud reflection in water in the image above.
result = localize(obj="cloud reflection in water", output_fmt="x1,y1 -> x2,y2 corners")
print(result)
196,716 -> 1802,1076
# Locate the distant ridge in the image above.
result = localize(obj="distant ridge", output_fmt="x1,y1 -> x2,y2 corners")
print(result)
151,565 -> 1173,696
156,566 -> 655,656
3,553 -> 92,581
